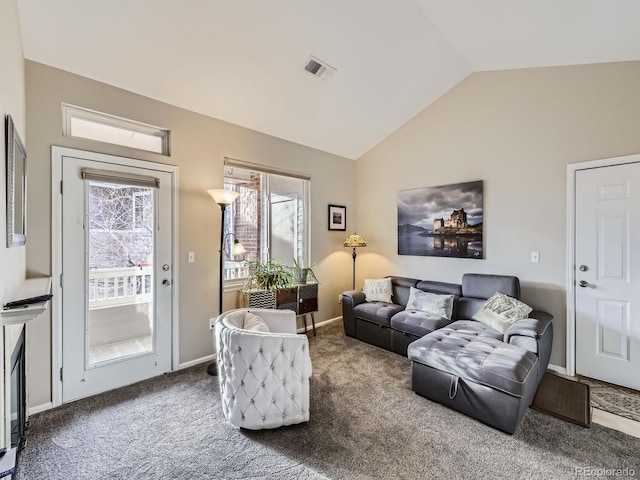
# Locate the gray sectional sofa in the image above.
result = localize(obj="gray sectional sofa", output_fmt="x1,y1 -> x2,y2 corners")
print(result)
341,273 -> 553,434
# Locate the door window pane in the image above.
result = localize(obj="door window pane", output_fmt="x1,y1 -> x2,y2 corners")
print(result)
87,181 -> 155,365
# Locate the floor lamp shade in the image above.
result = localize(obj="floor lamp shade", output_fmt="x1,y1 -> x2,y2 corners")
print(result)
208,188 -> 239,205
344,233 -> 366,290
231,237 -> 246,256
343,234 -> 367,248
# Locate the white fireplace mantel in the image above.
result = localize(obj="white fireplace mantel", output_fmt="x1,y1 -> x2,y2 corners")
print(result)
1,277 -> 52,326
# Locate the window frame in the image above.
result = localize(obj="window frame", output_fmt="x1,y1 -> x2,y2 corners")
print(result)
222,163 -> 311,290
62,103 -> 171,156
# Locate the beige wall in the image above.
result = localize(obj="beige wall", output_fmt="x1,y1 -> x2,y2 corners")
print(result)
25,61 -> 356,408
0,0 -> 26,448
356,61 -> 640,369
0,0 -> 26,310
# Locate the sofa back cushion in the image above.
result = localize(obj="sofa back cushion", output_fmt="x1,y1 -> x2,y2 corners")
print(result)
462,273 -> 520,299
389,276 -> 419,306
458,298 -> 487,320
459,274 -> 521,319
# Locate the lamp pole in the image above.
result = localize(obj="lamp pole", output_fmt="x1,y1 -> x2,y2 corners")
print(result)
351,247 -> 357,290
218,203 -> 227,315
207,188 -> 242,376
343,233 -> 367,291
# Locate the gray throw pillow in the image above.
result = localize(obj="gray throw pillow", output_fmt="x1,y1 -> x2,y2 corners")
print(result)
405,287 -> 454,320
472,292 -> 532,333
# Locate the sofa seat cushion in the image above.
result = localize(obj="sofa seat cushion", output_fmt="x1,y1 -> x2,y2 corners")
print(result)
443,320 -> 503,341
408,325 -> 538,398
354,302 -> 404,326
391,310 -> 452,337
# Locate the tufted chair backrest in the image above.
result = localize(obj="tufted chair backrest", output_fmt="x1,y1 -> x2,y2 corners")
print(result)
214,308 -> 312,430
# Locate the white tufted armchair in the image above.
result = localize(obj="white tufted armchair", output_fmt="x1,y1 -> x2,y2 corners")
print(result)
214,308 -> 312,429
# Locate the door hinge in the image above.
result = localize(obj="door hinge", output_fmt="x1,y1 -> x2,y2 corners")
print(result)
60,180 -> 63,194
60,367 -> 63,382
60,273 -> 63,288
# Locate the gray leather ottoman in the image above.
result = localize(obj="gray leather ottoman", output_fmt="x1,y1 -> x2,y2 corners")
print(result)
408,321 -> 539,434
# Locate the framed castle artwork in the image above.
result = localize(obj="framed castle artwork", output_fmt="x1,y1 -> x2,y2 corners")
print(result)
397,180 -> 483,259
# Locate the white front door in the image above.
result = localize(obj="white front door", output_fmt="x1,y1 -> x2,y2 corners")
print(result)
575,162 -> 640,390
61,154 -> 174,402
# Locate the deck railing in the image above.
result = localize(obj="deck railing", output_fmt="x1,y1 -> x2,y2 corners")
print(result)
88,266 -> 153,310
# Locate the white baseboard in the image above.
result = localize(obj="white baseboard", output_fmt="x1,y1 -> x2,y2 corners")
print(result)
547,363 -> 567,375
297,316 -> 341,334
29,402 -> 54,416
178,354 -> 215,370
179,317 -> 341,369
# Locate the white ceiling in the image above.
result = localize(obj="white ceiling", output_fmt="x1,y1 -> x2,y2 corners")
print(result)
16,0 -> 640,159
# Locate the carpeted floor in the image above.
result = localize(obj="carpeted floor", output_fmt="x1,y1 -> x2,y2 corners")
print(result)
579,376 -> 640,424
16,323 -> 640,480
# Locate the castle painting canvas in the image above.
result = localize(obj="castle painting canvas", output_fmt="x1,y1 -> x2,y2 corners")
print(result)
397,180 -> 483,258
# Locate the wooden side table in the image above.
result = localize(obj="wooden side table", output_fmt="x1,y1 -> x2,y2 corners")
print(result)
243,283 -> 318,335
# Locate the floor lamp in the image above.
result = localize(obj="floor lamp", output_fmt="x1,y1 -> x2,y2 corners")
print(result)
207,188 -> 246,376
343,233 -> 367,290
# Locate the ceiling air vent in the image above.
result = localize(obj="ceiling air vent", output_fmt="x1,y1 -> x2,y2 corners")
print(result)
304,56 -> 336,80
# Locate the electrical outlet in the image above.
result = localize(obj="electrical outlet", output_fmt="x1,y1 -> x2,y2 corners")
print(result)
338,294 -> 343,303
188,251 -> 195,263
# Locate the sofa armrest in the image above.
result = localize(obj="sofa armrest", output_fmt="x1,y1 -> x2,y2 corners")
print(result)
504,310 -> 553,341
343,289 -> 366,306
504,310 -> 553,385
341,289 -> 365,338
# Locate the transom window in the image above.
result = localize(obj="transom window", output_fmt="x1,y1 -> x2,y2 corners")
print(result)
62,103 -> 171,155
223,163 -> 310,283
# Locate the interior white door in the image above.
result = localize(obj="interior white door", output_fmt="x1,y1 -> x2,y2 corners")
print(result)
61,155 -> 173,402
575,162 -> 640,390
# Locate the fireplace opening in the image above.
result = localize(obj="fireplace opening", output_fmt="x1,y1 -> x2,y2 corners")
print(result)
10,328 -> 27,452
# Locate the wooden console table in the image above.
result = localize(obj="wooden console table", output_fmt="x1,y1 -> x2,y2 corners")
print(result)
242,283 -> 318,335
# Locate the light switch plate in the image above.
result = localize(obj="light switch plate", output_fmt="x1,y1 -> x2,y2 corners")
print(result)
188,251 -> 195,263
530,251 -> 540,263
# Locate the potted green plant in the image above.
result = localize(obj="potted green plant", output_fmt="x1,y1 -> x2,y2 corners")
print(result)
292,258 -> 316,284
241,259 -> 297,292
293,258 -> 318,284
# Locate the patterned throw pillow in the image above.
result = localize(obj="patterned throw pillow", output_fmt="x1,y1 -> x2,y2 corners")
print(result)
363,278 -> 393,303
472,292 -> 533,334
243,311 -> 271,332
406,287 -> 454,320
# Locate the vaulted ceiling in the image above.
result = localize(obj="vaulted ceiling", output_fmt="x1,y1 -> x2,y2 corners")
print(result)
17,0 -> 640,159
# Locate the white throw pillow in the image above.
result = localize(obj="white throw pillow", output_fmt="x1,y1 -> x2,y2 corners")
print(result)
405,287 -> 454,320
363,278 -> 393,303
243,311 -> 271,332
472,292 -> 532,333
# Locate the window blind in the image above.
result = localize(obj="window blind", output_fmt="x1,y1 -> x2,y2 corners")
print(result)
224,157 -> 311,181
80,168 -> 160,189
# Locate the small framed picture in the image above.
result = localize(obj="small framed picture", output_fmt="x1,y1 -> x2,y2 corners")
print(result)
328,204 -> 346,231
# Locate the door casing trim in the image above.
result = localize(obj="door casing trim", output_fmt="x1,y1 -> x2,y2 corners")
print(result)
566,152 -> 640,377
51,146 -> 179,407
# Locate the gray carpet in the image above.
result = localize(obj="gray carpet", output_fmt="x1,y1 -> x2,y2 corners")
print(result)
16,323 -> 640,480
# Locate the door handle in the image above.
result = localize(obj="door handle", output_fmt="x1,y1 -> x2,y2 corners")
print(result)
162,279 -> 171,287
579,280 -> 589,288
